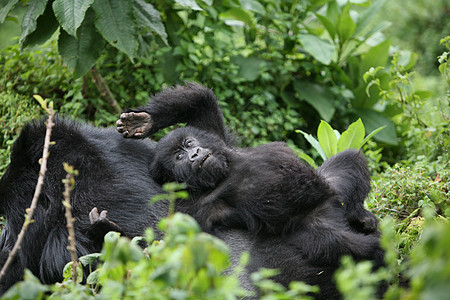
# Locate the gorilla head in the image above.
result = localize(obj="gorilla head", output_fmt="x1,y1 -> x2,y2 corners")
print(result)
150,127 -> 229,190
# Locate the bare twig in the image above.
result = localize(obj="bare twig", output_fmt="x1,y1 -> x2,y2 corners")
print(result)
62,165 -> 78,282
90,67 -> 122,113
0,107 -> 55,280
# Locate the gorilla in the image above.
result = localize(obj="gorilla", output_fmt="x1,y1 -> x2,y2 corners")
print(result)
117,82 -> 379,235
0,82 -> 383,299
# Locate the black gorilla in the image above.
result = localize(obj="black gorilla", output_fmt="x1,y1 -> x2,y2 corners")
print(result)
117,82 -> 379,235
0,83 -> 383,299
0,119 -> 167,293
116,82 -> 384,298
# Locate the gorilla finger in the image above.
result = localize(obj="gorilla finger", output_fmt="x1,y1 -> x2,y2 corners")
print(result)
99,210 -> 108,221
89,207 -> 99,224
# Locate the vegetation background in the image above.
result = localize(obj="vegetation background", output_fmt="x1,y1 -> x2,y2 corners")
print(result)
0,0 -> 448,299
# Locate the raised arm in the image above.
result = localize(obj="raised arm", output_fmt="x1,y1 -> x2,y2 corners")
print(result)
117,82 -> 229,142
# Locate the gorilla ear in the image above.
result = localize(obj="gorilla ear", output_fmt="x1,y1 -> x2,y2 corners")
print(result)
149,160 -> 170,185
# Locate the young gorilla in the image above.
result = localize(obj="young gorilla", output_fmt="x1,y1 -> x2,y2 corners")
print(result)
117,82 -> 379,235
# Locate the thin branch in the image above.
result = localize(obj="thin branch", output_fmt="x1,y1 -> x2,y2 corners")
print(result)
0,108 -> 55,280
62,169 -> 78,282
90,67 -> 122,113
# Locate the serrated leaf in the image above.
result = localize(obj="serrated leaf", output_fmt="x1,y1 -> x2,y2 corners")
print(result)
296,130 -> 327,161
293,80 -> 335,122
58,8 -> 105,78
52,0 -> 94,37
175,0 -> 203,11
134,0 -> 168,45
92,0 -> 137,61
298,33 -> 335,65
19,0 -> 49,47
337,118 -> 365,152
317,120 -> 337,158
22,1 -> 59,48
0,0 -> 19,23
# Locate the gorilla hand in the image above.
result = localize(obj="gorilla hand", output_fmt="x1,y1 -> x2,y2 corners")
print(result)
117,112 -> 153,138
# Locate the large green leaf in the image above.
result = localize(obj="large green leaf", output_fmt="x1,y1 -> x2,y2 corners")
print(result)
354,0 -> 386,36
92,0 -> 137,61
293,80 -> 336,122
52,0 -> 94,37
219,8 -> 255,28
337,2 -> 356,42
175,0 -> 203,11
22,1 -> 59,48
337,118 -> 365,152
239,0 -> 266,15
315,13 -> 336,40
231,55 -> 265,81
360,39 -> 391,75
58,8 -> 105,78
19,0 -> 49,47
356,108 -> 398,145
134,0 -> 168,45
0,0 -> 19,23
318,120 -> 337,158
298,34 -> 335,65
296,130 -> 327,161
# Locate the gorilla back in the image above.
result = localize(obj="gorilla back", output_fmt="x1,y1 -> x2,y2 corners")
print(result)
0,117 -> 166,293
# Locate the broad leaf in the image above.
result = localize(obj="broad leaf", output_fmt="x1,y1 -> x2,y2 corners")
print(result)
231,55 -> 264,81
53,0 -> 94,37
337,2 -> 356,42
219,8 -> 255,28
355,0 -> 386,36
22,1 -> 59,48
356,108 -> 398,145
315,13 -> 336,40
239,0 -> 266,15
19,0 -> 49,47
298,152 -> 318,169
58,8 -> 105,78
298,34 -> 335,65
175,0 -> 203,11
360,39 -> 391,75
337,118 -> 365,152
360,125 -> 386,149
134,0 -> 168,45
296,130 -> 327,161
293,80 -> 335,122
317,120 -> 337,158
0,0 -> 19,23
92,0 -> 137,61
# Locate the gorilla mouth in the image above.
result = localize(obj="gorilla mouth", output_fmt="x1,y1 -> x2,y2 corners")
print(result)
199,153 -> 212,168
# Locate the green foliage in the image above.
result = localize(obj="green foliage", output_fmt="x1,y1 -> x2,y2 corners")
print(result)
296,118 -> 384,166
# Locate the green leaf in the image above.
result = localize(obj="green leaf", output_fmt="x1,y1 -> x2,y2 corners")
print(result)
360,39 -> 391,75
19,0 -> 49,47
298,152 -> 318,169
298,34 -> 335,65
58,8 -> 105,78
231,55 -> 264,81
360,125 -> 386,149
355,0 -> 386,36
318,120 -> 338,158
0,0 -> 19,23
219,8 -> 255,28
52,0 -> 94,37
92,0 -> 137,61
134,0 -> 168,45
239,0 -> 266,15
337,118 -> 365,152
356,108 -> 397,145
296,130 -> 327,161
175,0 -> 203,11
326,0 -> 340,25
293,80 -> 336,122
315,13 -> 336,40
79,253 -> 102,267
22,1 -> 59,48
33,95 -> 47,110
337,2 -> 356,42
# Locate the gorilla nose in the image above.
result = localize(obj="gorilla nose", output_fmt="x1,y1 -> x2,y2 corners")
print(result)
189,147 -> 201,161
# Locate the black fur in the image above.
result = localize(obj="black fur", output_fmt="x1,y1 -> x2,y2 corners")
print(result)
121,82 -> 385,298
0,118 -> 167,293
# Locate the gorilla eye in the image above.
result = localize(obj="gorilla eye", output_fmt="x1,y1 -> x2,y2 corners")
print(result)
176,152 -> 185,160
185,140 -> 193,148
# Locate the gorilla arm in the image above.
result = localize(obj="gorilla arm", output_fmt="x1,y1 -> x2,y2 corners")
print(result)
117,83 -> 230,143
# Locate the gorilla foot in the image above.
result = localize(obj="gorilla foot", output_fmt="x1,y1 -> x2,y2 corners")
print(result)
116,112 -> 153,138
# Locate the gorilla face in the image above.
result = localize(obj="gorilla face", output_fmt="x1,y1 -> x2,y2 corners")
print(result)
150,127 -> 229,190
